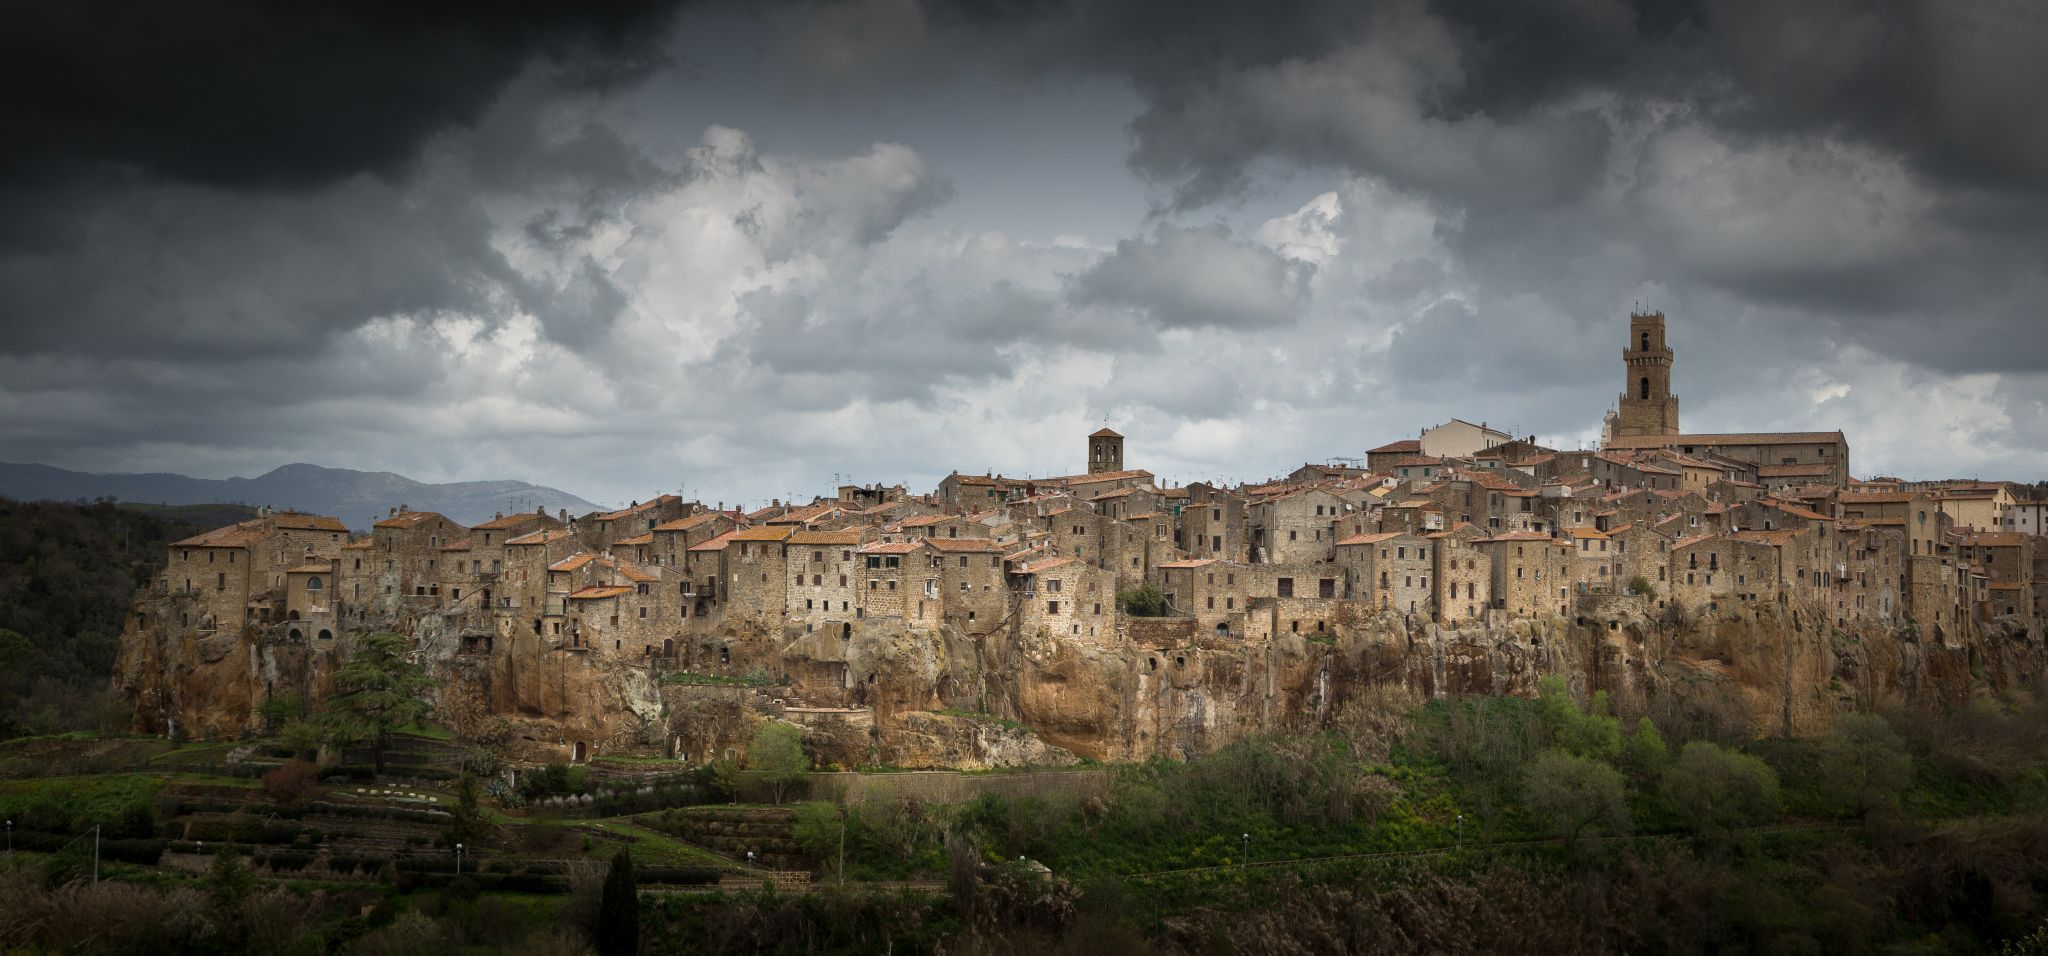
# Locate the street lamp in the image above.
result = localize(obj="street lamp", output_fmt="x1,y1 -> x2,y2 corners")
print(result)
745,850 -> 756,869
5,819 -> 10,854
455,843 -> 464,876
1240,833 -> 1249,873
1456,814 -> 1464,847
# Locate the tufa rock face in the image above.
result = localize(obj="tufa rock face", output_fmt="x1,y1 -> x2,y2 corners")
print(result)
114,589 -> 2045,765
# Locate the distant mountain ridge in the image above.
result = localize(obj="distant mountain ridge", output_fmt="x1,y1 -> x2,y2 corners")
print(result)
0,462 -> 604,531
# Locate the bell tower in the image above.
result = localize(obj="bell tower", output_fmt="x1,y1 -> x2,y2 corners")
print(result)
1087,427 -> 1124,474
1615,310 -> 1680,438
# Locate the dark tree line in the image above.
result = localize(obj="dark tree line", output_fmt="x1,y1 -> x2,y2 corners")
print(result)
0,496 -> 252,737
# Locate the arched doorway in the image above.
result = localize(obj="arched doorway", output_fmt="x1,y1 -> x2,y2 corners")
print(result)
317,629 -> 332,640
288,628 -> 302,641
572,741 -> 587,763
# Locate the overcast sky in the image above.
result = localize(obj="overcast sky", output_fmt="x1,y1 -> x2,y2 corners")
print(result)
4,0 -> 2046,510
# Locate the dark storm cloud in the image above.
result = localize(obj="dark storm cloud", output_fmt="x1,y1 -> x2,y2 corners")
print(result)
1068,225 -> 1313,329
0,0 -> 684,190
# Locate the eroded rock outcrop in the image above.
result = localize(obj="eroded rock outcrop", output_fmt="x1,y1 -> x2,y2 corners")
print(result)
114,590 -> 2045,767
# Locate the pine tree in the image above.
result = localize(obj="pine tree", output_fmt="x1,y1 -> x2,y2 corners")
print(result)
322,632 -> 434,775
597,846 -> 640,956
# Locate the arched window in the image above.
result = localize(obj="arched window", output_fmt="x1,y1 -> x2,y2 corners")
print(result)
305,575 -> 323,591
1639,376 -> 1650,400
1641,331 -> 1650,351
288,628 -> 302,641
317,629 -> 332,640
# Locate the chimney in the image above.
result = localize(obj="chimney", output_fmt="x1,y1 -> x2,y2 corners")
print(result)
494,512 -> 503,520
559,508 -> 568,523
388,507 -> 397,517
536,504 -> 544,514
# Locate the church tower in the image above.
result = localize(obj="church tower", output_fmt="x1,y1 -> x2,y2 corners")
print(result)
1087,427 -> 1125,474
1614,310 -> 1680,438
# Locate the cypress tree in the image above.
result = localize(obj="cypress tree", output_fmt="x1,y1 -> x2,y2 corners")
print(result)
597,846 -> 639,956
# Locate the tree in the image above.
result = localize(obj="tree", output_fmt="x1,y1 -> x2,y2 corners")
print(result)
205,847 -> 255,910
1118,582 -> 1170,617
748,721 -> 810,805
1661,741 -> 1780,834
1815,712 -> 1913,818
1617,716 -> 1670,788
262,760 -> 321,805
1625,574 -> 1657,600
1522,750 -> 1629,847
596,847 -> 639,956
322,632 -> 435,776
445,771 -> 493,848
1537,676 -> 1621,759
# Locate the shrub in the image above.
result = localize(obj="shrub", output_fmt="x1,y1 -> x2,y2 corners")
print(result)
262,760 -> 321,805
1661,741 -> 1780,834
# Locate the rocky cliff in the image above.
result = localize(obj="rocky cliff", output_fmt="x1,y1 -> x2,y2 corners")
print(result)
113,590 -> 2045,768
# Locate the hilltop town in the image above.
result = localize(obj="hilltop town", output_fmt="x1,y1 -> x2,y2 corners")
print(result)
114,311 -> 2048,769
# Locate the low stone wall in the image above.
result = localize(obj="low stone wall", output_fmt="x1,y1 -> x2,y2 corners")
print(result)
806,769 -> 1110,805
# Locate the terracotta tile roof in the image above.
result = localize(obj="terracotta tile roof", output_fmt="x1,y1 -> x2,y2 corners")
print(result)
1156,558 -> 1216,569
615,561 -> 659,583
1337,531 -> 1403,545
946,473 -> 1003,487
1368,439 -> 1423,454
550,553 -> 596,573
1763,502 -> 1832,522
1603,431 -> 1846,450
728,525 -> 797,543
653,512 -> 729,532
373,511 -> 451,530
1091,487 -> 1139,499
440,538 -> 472,552
173,521 -> 271,548
615,532 -> 654,546
1089,427 -> 1123,438
1960,532 -> 2029,546
927,537 -> 1001,553
1018,556 -> 1077,572
1732,530 -> 1799,546
473,512 -> 548,530
859,540 -> 928,555
1759,463 -> 1834,478
1060,469 -> 1154,486
1385,456 -> 1445,468
769,502 -> 841,524
341,539 -> 375,550
567,585 -> 633,600
1564,526 -> 1610,540
689,530 -> 740,552
1841,492 -> 1917,505
270,514 -> 350,532
286,562 -> 334,574
1482,531 -> 1553,542
787,529 -> 864,546
596,495 -> 680,522
506,529 -> 575,546
899,514 -> 950,527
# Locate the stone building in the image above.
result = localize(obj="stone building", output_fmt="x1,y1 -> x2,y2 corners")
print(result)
1086,427 -> 1125,475
1249,487 -> 1346,564
1429,526 -> 1492,622
1609,310 -> 1681,438
929,538 -> 1007,632
785,529 -> 867,627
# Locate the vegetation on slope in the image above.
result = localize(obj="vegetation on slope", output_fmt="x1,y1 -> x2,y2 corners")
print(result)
0,496 -> 253,738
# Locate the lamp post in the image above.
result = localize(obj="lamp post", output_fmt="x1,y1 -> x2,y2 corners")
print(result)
1456,814 -> 1464,847
92,824 -> 101,883
455,843 -> 464,876
5,819 -> 10,854
1240,833 -> 1249,873
746,850 -> 756,870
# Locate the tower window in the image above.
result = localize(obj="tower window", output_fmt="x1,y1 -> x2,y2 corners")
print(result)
1640,376 -> 1650,400
1641,331 -> 1650,351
